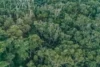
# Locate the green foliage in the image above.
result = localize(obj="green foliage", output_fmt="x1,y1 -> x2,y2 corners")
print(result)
0,0 -> 100,67
7,25 -> 23,37
0,61 -> 9,67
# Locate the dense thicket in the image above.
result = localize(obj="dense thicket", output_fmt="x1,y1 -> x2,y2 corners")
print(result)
0,0 -> 100,67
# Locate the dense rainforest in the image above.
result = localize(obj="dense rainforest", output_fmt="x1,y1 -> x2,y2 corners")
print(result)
0,0 -> 100,67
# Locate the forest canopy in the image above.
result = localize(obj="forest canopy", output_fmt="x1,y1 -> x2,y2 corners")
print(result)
0,0 -> 100,67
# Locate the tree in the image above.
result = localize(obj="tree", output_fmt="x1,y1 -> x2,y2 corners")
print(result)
0,0 -> 100,67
